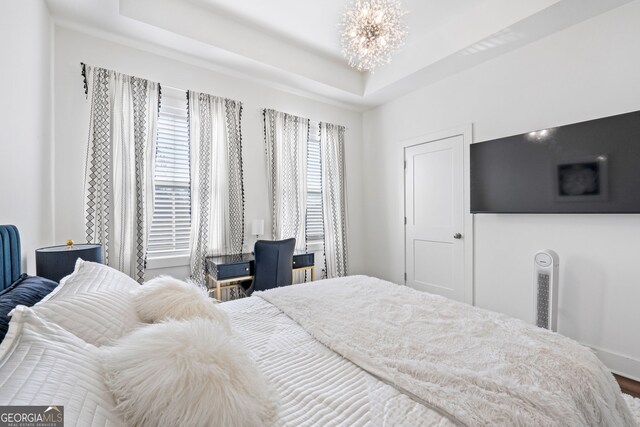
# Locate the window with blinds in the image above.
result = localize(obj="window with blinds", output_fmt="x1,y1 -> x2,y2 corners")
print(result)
306,121 -> 324,243
147,96 -> 191,259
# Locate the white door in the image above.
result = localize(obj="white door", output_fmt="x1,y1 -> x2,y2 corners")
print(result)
405,135 -> 465,302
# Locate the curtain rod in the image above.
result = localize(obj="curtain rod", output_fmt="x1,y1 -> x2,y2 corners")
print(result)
263,108 -> 349,131
80,63 -> 349,130
80,62 -> 162,113
163,84 -> 187,93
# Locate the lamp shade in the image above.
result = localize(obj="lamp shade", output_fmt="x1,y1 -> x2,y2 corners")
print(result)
35,243 -> 102,283
251,219 -> 264,236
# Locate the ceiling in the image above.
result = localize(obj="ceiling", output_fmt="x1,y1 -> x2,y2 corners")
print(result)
46,0 -> 633,110
185,0 -> 481,61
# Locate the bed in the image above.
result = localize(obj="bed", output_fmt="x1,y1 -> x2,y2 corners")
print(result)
224,277 -> 640,426
0,261 -> 638,426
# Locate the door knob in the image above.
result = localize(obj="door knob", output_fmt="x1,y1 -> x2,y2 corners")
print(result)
453,233 -> 462,239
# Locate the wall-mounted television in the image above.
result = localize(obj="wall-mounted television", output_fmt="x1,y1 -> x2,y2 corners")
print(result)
470,110 -> 640,214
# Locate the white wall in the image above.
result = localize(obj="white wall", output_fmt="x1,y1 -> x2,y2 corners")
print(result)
53,26 -> 364,280
0,0 -> 53,274
362,1 -> 640,379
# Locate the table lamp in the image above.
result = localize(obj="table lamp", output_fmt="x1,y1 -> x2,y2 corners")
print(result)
35,240 -> 103,283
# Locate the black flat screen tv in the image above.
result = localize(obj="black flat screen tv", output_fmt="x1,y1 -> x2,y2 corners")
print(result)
470,110 -> 640,214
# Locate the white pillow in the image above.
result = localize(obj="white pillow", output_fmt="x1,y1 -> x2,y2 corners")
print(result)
134,276 -> 229,330
0,306 -> 125,426
41,259 -> 139,303
100,318 -> 278,427
30,290 -> 141,346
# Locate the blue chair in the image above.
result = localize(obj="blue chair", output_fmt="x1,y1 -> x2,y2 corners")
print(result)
242,238 -> 296,296
0,225 -> 21,290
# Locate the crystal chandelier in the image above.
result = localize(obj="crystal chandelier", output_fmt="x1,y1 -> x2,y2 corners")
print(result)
340,0 -> 408,72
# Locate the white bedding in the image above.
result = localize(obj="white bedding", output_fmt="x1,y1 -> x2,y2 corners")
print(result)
0,307 -> 124,427
255,276 -> 637,427
220,297 -> 454,426
2,266 -> 639,427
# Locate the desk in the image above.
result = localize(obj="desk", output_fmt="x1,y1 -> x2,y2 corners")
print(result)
206,251 -> 315,300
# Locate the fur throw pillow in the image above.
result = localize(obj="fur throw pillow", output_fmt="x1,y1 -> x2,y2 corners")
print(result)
100,318 -> 278,427
134,276 -> 229,331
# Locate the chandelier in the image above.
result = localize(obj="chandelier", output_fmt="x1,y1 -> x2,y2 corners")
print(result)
340,0 -> 408,72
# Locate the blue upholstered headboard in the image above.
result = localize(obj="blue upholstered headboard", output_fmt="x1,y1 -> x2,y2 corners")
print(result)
0,225 -> 21,290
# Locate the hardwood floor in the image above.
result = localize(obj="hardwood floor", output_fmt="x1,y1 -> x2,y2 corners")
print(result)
615,374 -> 640,398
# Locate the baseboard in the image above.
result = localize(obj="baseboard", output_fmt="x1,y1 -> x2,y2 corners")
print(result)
613,374 -> 640,398
591,346 -> 640,382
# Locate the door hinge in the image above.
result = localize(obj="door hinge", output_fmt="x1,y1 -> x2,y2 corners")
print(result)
404,217 -> 407,225
404,160 -> 407,169
404,272 -> 407,282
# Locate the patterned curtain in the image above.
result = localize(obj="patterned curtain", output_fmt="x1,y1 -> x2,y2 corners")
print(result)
320,122 -> 348,278
83,65 -> 160,283
189,92 -> 244,285
264,109 -> 308,261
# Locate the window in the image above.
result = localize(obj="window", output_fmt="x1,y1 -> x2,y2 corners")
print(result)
306,121 -> 324,244
147,91 -> 191,259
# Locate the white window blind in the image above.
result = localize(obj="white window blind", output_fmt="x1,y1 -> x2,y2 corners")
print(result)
148,95 -> 191,258
306,121 -> 324,243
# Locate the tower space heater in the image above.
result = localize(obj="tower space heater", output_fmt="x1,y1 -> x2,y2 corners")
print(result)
534,250 -> 559,332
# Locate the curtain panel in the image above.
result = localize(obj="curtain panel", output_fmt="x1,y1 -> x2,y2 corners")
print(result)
83,65 -> 159,283
189,91 -> 245,285
263,109 -> 309,257
320,122 -> 348,278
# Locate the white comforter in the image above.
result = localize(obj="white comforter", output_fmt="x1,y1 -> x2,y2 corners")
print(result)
220,296 -> 453,426
253,275 -> 636,427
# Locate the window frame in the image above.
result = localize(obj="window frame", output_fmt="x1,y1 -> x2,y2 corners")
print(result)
147,89 -> 191,269
306,121 -> 325,246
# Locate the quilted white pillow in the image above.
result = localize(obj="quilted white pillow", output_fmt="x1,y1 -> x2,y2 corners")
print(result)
30,290 -> 141,346
133,276 -> 229,331
100,318 -> 278,427
41,259 -> 139,303
0,306 -> 125,426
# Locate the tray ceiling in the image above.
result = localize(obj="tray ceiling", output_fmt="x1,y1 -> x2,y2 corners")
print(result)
186,0 -> 480,60
46,0 -> 633,110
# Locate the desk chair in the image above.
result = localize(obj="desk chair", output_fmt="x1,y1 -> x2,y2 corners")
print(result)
241,238 -> 296,296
